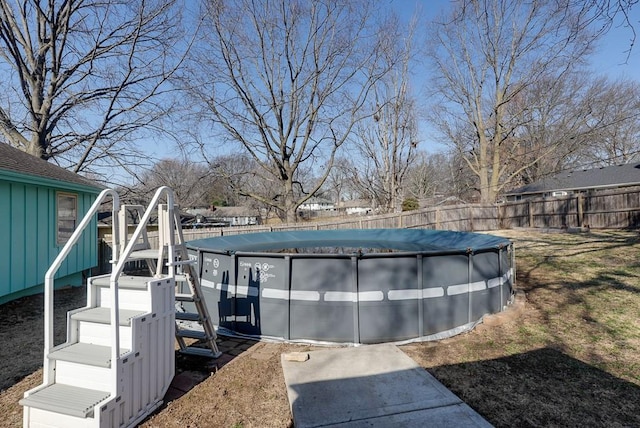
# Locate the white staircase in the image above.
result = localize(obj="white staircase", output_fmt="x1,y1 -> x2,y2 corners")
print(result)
19,187 -> 190,428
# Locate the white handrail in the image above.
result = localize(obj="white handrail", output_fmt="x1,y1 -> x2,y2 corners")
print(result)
108,186 -> 175,394
43,188 -> 120,385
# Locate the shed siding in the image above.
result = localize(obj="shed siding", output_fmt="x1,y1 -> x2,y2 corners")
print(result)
0,182 -> 11,295
0,179 -> 98,301
10,183 -> 25,293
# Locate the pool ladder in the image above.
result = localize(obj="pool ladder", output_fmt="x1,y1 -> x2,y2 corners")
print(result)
124,203 -> 222,359
172,224 -> 222,358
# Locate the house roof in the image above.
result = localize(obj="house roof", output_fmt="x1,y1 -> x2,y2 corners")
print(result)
0,143 -> 102,191
505,163 -> 640,196
212,206 -> 258,217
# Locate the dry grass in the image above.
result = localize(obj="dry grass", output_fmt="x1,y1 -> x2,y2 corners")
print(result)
1,229 -> 639,427
403,229 -> 640,427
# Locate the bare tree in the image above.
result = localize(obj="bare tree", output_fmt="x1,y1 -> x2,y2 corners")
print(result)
188,0 -> 390,222
0,0 -> 185,177
505,74 -> 595,187
129,159 -> 217,208
405,152 -> 448,201
502,75 -> 640,190
351,13 -> 419,213
579,77 -> 640,165
425,0 -> 632,203
323,156 -> 362,203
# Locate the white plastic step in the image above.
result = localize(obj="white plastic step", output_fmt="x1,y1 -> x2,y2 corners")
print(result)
127,249 -> 163,260
20,384 -> 111,418
71,307 -> 146,326
91,275 -> 151,290
49,343 -> 129,368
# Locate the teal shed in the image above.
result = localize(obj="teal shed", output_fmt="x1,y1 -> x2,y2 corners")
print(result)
0,143 -> 103,304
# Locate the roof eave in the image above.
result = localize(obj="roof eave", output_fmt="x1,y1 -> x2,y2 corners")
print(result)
504,181 -> 640,196
0,169 -> 103,193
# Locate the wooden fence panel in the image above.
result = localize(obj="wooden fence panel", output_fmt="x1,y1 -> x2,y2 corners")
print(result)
98,188 -> 640,272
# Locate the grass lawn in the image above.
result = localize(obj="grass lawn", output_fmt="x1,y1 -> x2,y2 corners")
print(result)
1,229 -> 639,427
403,229 -> 640,427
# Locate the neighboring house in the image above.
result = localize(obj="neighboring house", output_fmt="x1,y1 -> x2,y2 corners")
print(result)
504,163 -> 640,201
298,198 -> 335,212
335,199 -> 373,215
211,206 -> 260,226
0,143 -> 102,304
183,207 -> 228,228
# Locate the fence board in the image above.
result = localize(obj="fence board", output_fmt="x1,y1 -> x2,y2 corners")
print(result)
98,188 -> 640,272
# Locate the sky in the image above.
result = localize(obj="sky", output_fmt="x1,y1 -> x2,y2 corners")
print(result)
154,0 -> 640,160
390,0 -> 640,80
110,1 -> 640,181
389,0 -> 640,152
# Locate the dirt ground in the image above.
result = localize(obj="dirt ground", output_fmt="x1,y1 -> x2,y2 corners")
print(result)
1,229 -> 639,427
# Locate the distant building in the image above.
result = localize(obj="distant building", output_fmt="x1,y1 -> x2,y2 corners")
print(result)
210,206 -> 261,227
298,198 -> 335,212
335,199 -> 373,215
0,143 -> 102,304
504,163 -> 640,201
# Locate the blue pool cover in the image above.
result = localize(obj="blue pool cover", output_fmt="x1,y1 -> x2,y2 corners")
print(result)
187,228 -> 511,253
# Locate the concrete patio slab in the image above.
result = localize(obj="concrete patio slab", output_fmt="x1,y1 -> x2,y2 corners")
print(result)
281,344 -> 492,428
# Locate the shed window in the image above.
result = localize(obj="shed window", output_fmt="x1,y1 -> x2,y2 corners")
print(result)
57,193 -> 78,244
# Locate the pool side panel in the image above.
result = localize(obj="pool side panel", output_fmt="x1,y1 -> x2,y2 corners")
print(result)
187,230 -> 515,344
289,258 -> 354,342
358,256 -> 419,344
422,254 -> 470,335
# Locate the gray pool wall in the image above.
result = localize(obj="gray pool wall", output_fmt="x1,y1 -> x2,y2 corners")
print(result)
184,229 -> 514,344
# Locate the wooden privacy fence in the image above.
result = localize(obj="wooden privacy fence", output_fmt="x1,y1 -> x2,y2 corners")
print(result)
499,187 -> 640,229
142,203 -> 501,248
97,187 -> 640,272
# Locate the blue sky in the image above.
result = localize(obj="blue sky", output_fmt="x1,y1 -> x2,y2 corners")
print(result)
389,0 -> 639,80
140,1 -> 640,171
389,0 -> 640,152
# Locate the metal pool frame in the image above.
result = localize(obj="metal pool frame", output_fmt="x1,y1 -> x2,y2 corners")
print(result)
184,229 -> 514,344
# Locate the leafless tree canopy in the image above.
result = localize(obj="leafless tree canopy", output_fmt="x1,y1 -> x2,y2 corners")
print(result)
351,13 -> 419,213
426,0 -> 636,202
0,0 -> 184,177
188,0 -> 391,222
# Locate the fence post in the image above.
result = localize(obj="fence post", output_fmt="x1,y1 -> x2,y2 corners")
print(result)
528,201 -> 534,228
577,194 -> 584,227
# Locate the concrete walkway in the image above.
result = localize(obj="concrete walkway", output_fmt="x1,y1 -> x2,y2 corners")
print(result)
281,344 -> 492,427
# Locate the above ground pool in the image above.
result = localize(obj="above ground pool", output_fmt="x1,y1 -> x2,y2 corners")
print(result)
184,228 -> 514,344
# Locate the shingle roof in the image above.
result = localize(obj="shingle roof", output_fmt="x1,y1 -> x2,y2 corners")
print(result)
506,163 -> 640,196
213,206 -> 258,217
0,143 -> 102,190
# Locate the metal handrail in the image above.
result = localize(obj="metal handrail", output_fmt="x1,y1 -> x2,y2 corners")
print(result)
43,188 -> 120,385
108,186 -> 175,394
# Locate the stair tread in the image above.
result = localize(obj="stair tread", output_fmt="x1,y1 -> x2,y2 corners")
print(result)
128,248 -> 163,260
20,383 -> 111,418
175,312 -> 202,322
179,347 -> 222,358
49,342 -> 129,368
175,293 -> 196,302
91,275 -> 152,290
71,307 -> 147,326
175,329 -> 209,340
